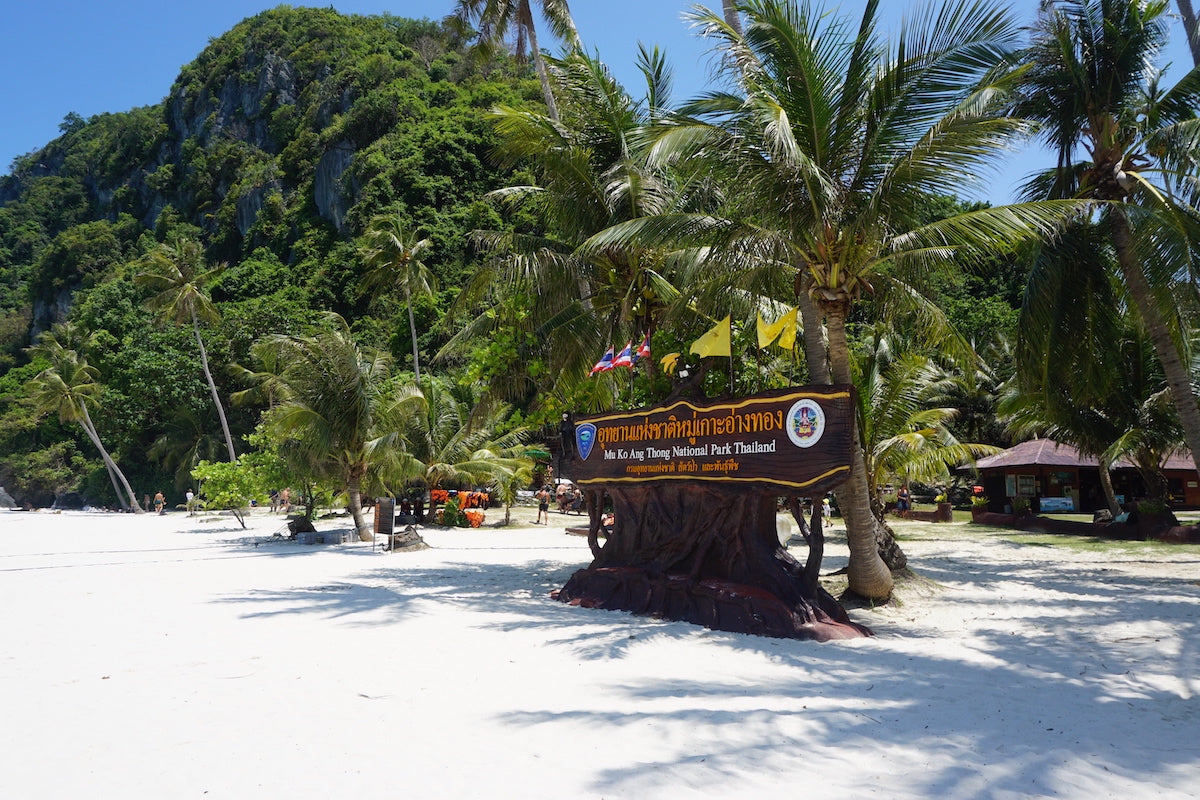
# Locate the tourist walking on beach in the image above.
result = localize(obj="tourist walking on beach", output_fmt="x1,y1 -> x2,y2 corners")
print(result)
536,485 -> 550,524
153,491 -> 165,515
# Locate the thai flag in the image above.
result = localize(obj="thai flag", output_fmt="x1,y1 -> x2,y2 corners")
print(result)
612,341 -> 634,369
589,346 -> 615,375
634,333 -> 651,362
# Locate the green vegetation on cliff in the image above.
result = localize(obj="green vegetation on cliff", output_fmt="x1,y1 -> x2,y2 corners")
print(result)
0,6 -> 537,505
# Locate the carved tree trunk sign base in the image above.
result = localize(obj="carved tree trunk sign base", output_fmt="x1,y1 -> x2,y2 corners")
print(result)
553,484 -> 871,642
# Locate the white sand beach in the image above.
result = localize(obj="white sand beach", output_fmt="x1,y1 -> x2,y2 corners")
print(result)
1,507 -> 1197,799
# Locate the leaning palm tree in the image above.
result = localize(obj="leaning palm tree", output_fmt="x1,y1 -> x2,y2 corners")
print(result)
1014,0 -> 1200,480
25,326 -> 142,512
136,234 -> 237,462
359,215 -> 437,381
249,315 -> 398,541
448,0 -> 580,120
1008,218 -> 1183,512
587,0 -> 1074,599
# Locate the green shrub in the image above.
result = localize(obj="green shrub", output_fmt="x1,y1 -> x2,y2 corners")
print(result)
442,497 -> 464,527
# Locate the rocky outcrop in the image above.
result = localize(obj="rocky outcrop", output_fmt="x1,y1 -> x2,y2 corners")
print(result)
170,51 -> 299,154
30,288 -> 76,340
0,485 -> 15,509
314,143 -> 355,231
235,180 -> 283,236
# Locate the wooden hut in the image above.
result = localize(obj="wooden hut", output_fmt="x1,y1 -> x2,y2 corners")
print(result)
972,439 -> 1200,512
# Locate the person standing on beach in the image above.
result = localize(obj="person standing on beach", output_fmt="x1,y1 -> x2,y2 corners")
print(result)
153,491 -> 165,515
536,485 -> 550,524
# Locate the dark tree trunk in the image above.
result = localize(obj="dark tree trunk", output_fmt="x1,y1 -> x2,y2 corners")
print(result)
722,0 -> 743,35
192,312 -> 236,463
1109,208 -> 1200,484
556,483 -> 871,641
1178,0 -> 1200,66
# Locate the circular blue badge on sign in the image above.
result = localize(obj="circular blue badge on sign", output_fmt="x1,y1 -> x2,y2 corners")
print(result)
786,399 -> 825,448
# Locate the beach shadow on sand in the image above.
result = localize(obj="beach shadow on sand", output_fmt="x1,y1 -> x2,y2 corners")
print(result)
212,534 -> 1200,798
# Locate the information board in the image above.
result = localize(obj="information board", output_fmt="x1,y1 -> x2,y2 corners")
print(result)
568,385 -> 855,494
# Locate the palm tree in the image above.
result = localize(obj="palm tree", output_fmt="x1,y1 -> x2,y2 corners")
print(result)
854,329 -> 1002,521
446,49 -> 685,408
1015,0 -> 1200,480
448,0 -> 580,120
1008,219 -> 1182,512
136,234 -> 237,462
250,315 -> 399,541
147,407 -> 227,493
591,0 -> 1073,599
359,215 -> 437,381
25,325 -> 142,512
391,374 -> 531,520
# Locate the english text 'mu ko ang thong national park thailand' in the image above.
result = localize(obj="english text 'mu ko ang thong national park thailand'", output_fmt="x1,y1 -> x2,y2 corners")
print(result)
2,1 -> 1200,797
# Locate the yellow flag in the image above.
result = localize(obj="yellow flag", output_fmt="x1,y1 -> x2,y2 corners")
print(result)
690,316 -> 731,358
756,310 -> 787,349
777,308 -> 798,350
660,351 -> 681,374
756,308 -> 797,349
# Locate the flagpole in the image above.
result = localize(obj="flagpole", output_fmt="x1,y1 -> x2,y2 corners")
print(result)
728,314 -> 734,396
755,338 -> 762,393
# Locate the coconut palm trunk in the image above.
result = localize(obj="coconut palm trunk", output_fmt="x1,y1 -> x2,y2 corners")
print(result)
78,402 -> 142,513
824,301 -> 894,600
1097,458 -> 1121,517
522,5 -> 559,120
347,472 -> 371,541
404,286 -> 421,382
192,312 -> 237,462
1108,210 -> 1200,480
1178,0 -> 1200,65
796,278 -> 829,384
721,0 -> 743,34
100,460 -> 125,509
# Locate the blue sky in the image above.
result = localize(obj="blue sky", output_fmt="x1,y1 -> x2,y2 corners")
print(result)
0,1 -> 1193,205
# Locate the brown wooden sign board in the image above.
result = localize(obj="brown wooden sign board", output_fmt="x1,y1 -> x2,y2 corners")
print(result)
568,385 -> 855,495
555,384 -> 869,641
